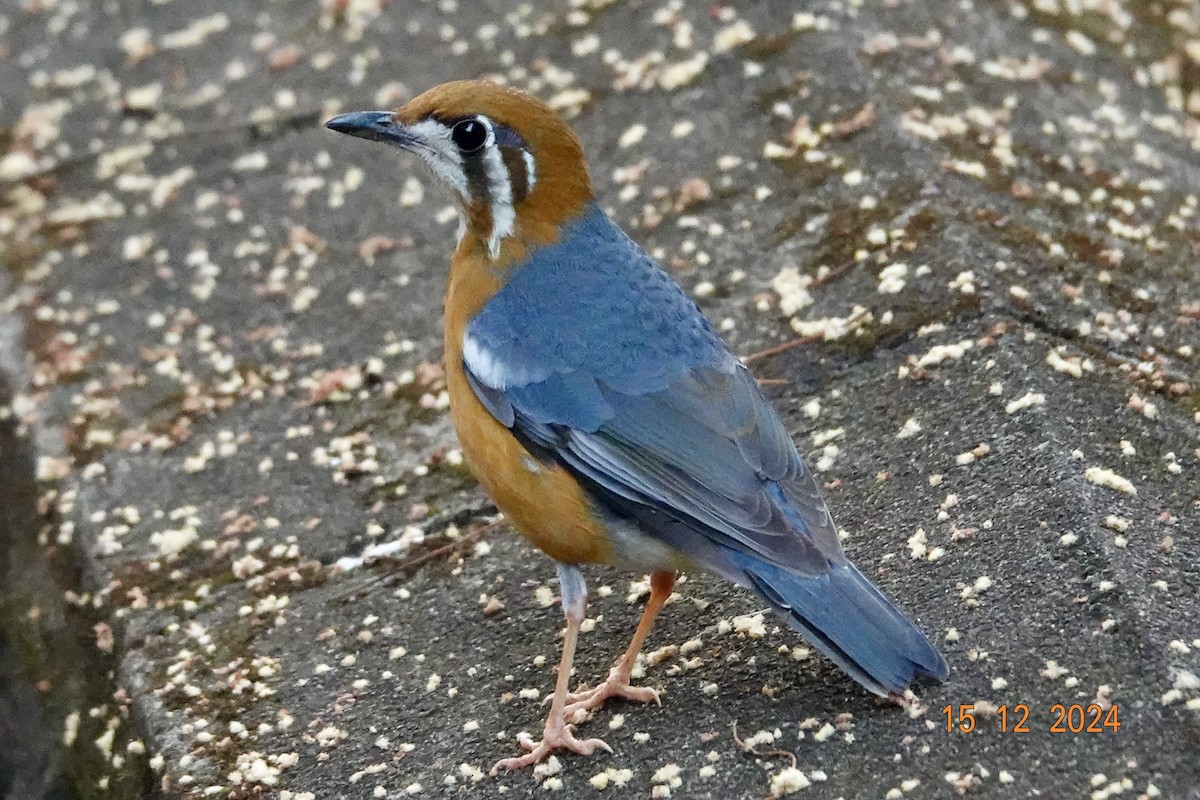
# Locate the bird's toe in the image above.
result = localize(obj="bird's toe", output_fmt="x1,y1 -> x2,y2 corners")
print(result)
490,721 -> 612,774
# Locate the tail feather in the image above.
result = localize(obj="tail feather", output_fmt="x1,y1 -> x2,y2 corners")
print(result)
736,556 -> 949,696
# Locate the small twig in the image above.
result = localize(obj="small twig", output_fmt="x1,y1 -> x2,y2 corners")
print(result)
393,520 -> 498,574
731,719 -> 747,750
741,335 -> 820,364
329,519 -> 500,600
731,721 -> 798,769
812,258 -> 858,286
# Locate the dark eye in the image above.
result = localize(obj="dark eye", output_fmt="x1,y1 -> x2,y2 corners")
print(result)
451,118 -> 488,152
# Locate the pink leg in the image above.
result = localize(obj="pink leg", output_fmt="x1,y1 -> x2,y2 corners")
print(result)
561,571 -> 675,720
491,564 -> 612,774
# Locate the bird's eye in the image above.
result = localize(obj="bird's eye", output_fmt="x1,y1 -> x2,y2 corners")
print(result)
451,118 -> 488,153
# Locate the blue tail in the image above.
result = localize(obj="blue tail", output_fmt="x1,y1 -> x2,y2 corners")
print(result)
734,555 -> 949,696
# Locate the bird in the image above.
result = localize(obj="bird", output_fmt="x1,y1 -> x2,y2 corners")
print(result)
325,80 -> 948,773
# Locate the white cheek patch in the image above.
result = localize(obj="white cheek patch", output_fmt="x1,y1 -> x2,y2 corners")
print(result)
406,118 -> 468,201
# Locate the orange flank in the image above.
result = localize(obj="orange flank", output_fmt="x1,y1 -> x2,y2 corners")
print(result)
442,235 -> 613,566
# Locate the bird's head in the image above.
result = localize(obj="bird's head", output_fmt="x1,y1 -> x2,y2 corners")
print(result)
326,80 -> 594,258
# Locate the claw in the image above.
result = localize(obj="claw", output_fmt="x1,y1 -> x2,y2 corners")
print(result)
490,721 -> 612,774
495,569 -> 674,773
560,668 -> 662,721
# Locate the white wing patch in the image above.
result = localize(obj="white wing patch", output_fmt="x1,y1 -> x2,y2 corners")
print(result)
462,330 -> 508,388
462,330 -> 545,390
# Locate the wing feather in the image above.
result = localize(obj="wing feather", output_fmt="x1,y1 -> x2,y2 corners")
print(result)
463,204 -> 842,577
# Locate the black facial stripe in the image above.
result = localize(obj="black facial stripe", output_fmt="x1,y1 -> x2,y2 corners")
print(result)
462,152 -> 491,205
426,115 -> 528,207
501,146 -> 530,202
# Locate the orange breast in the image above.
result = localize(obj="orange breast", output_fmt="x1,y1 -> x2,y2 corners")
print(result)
443,237 -> 613,566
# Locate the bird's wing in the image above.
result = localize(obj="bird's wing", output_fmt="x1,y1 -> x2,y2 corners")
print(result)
463,205 -> 844,576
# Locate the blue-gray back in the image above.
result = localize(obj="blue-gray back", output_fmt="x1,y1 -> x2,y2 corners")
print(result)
463,204 -> 845,575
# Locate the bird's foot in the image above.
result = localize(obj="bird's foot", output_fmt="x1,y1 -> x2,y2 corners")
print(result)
490,719 -> 612,774
561,668 -> 661,721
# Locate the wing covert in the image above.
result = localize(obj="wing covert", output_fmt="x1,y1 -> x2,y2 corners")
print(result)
463,204 -> 844,576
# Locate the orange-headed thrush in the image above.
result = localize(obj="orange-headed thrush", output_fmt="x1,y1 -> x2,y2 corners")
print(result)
326,80 -> 948,772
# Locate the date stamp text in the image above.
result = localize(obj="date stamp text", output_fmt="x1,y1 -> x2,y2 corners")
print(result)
941,703 -> 1120,734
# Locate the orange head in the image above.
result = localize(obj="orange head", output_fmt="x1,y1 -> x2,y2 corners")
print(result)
326,80 -> 594,256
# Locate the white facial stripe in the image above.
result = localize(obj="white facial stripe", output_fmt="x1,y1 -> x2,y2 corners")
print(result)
476,115 -> 515,257
481,142 -> 515,258
522,149 -> 537,192
489,203 -> 516,259
406,118 -> 468,200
